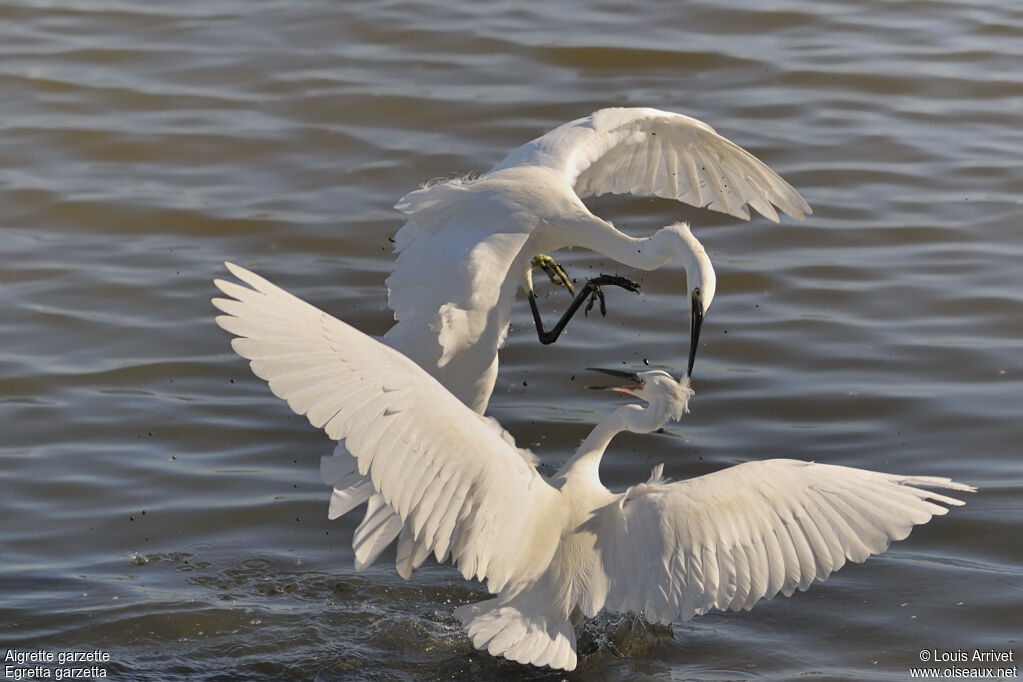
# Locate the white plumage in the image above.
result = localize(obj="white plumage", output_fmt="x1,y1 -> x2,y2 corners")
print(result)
488,106 -> 809,222
386,107 -> 810,382
213,263 -> 973,672
333,107 -> 812,571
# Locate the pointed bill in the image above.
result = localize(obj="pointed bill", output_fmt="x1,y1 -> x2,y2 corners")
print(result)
586,367 -> 645,394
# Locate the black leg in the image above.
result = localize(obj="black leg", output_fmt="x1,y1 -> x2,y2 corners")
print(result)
528,274 -> 640,345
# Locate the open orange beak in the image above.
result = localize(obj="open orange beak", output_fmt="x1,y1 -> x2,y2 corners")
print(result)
585,367 -> 644,395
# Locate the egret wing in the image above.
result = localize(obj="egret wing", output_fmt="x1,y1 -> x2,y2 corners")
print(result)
385,187 -> 534,410
492,107 -> 811,222
586,459 -> 973,624
213,263 -> 562,593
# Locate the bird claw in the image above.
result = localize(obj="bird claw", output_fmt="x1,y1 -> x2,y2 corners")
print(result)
589,274 -> 641,293
529,269 -> 641,343
584,288 -> 606,317
583,274 -> 640,317
531,254 -> 575,295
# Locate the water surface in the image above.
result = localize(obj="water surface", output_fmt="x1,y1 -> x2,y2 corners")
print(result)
1,1 -> 1020,679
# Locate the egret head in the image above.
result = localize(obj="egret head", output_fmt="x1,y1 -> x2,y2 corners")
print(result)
587,368 -> 693,424
653,223 -> 717,379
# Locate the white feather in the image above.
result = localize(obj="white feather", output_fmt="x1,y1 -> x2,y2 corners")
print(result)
215,264 -> 972,671
323,107 -> 812,577
492,107 -> 811,221
590,459 -> 973,622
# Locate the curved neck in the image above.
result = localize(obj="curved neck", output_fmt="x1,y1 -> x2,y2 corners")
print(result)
555,402 -> 669,490
569,217 -> 710,278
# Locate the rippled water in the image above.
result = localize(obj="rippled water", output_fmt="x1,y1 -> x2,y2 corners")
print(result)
2,1 -> 1020,679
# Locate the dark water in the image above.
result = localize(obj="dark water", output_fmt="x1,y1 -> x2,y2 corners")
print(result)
1,1 -> 1020,679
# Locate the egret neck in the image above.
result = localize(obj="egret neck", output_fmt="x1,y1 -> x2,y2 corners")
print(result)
566,217 -> 717,376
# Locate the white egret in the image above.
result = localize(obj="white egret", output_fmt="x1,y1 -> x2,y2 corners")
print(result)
213,263 -> 973,672
332,107 -> 812,571
386,106 -> 810,387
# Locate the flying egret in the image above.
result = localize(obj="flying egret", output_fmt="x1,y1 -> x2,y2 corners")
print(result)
386,106 -> 810,389
213,263 -> 973,672
331,107 -> 812,571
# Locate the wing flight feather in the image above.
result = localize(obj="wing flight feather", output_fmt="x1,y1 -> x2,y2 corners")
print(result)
587,458 -> 973,624
492,107 -> 811,223
213,263 -> 562,592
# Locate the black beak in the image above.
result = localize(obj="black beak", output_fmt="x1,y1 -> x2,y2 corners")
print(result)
687,292 -> 704,379
586,367 -> 644,393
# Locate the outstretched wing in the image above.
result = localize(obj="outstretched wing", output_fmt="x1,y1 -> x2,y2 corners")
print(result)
584,459 -> 973,624
213,263 -> 562,593
492,106 -> 811,222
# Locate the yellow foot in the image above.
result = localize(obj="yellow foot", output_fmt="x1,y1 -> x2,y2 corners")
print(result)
531,254 -> 575,295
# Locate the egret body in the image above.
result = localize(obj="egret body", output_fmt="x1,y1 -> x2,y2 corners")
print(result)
334,107 -> 811,570
213,264 -> 973,672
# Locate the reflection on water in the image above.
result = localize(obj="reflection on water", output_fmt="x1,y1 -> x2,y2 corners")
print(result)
1,0 -> 1020,679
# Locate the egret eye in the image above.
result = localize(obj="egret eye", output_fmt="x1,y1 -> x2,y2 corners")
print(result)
692,287 -> 702,303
